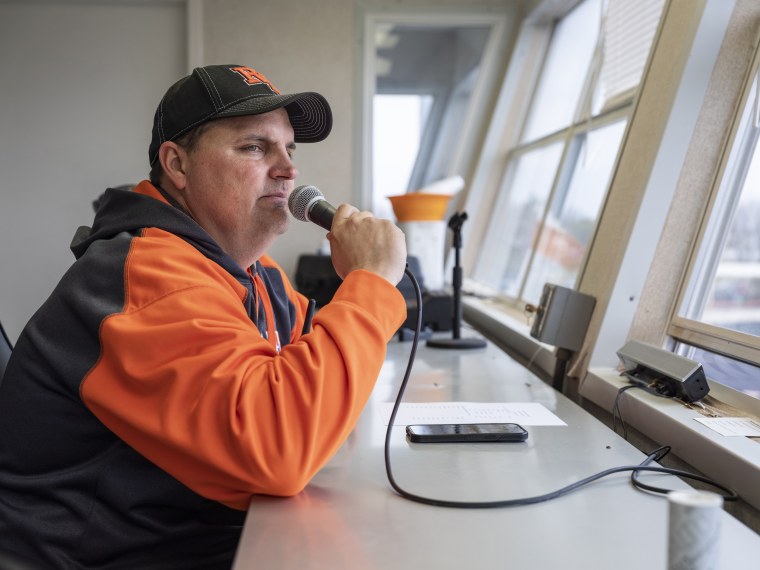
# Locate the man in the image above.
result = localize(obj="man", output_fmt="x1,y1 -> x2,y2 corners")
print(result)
0,64 -> 407,569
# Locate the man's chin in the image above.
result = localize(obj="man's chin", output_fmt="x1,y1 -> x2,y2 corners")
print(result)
268,209 -> 290,236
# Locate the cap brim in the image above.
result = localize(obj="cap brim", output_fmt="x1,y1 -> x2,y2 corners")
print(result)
218,92 -> 332,143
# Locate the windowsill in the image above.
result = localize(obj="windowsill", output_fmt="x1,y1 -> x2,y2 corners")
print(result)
580,368 -> 760,513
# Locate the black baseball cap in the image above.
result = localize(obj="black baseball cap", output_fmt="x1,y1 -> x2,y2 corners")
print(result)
149,64 -> 332,165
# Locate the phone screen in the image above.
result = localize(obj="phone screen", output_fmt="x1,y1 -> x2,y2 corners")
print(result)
405,423 -> 529,443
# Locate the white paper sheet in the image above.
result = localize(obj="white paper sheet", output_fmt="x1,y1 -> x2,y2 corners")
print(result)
381,402 -> 566,426
693,417 -> 760,437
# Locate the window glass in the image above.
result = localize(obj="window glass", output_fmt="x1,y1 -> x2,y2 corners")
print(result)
679,77 -> 760,335
595,0 -> 666,113
370,22 -> 491,218
679,342 -> 760,400
471,0 -> 663,310
372,94 -> 433,220
693,146 -> 760,334
521,0 -> 601,143
473,142 -> 564,295
522,119 -> 627,302
671,68 -> 760,401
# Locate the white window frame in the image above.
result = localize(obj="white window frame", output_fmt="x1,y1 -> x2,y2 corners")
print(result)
356,9 -> 513,211
669,46 -> 760,367
466,0 -> 661,311
472,106 -> 631,304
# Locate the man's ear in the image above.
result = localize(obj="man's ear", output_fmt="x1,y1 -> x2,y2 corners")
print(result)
159,141 -> 188,191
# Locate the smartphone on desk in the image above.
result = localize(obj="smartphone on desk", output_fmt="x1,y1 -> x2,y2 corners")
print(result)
406,423 -> 529,443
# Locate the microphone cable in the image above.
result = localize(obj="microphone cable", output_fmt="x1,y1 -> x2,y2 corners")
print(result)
383,268 -> 738,508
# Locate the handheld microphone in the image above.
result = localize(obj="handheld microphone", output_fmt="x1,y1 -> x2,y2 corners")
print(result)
288,185 -> 336,231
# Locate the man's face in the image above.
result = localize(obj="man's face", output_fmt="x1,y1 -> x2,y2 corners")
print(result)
178,108 -> 298,268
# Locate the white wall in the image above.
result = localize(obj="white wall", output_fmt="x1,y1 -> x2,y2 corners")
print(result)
0,1 -> 186,340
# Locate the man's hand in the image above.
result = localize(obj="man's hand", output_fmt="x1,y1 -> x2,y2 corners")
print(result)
327,204 -> 407,286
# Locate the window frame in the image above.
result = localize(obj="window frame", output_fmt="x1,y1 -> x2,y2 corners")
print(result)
465,0 -> 743,383
472,104 -> 630,305
469,0 -> 638,308
668,42 -> 760,368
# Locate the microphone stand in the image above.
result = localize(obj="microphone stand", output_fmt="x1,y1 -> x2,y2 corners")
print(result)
427,212 -> 486,350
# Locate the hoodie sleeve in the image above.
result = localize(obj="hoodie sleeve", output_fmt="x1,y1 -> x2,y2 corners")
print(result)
80,227 -> 406,510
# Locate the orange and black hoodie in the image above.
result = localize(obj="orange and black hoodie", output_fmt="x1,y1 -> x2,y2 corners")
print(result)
0,181 -> 406,569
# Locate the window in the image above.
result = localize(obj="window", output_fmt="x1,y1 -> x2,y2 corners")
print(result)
522,119 -> 627,301
371,23 -> 491,211
470,0 -> 664,307
672,53 -> 760,399
520,0 -> 600,143
362,14 -> 509,219
372,94 -> 433,220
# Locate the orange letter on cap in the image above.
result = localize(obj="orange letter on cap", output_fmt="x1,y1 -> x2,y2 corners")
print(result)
230,66 -> 281,94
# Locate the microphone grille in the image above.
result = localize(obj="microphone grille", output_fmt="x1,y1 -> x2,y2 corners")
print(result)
289,185 -> 323,222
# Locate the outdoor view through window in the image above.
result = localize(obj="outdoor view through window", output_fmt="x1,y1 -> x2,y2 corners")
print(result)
676,75 -> 760,399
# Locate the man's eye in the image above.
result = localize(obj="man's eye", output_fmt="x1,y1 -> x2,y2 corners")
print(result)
243,144 -> 263,152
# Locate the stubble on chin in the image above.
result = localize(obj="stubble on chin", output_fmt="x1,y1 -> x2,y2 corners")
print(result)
274,203 -> 291,233
256,204 -> 290,238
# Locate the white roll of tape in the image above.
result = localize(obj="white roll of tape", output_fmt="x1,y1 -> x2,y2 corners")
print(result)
668,490 -> 723,570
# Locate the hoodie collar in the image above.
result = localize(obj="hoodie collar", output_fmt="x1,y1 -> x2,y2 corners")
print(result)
70,181 -> 251,286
